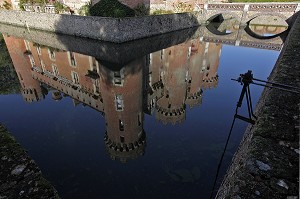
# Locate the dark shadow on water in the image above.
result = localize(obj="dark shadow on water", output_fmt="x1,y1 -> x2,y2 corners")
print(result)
206,22 -> 233,36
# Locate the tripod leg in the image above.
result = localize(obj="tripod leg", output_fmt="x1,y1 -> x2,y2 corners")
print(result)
237,84 -> 248,108
245,87 -> 252,119
247,86 -> 257,119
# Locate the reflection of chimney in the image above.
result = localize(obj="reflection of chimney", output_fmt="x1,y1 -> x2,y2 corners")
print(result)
3,36 -> 43,103
100,58 -> 146,163
203,43 -> 221,89
155,42 -> 190,125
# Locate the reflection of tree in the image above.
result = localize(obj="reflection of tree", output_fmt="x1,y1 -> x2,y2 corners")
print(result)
0,34 -> 20,94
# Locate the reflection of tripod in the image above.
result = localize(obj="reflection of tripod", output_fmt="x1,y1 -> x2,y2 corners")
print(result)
233,70 -> 256,124
210,70 -> 300,198
232,70 -> 300,124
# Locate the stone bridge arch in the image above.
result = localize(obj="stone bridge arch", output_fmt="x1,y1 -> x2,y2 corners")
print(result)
206,11 -> 241,23
201,3 -> 299,25
241,3 -> 299,25
204,3 -> 245,23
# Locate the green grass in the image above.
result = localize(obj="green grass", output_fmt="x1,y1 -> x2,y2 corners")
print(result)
152,9 -> 174,15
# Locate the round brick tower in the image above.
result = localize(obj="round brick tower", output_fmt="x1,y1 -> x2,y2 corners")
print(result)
100,58 -> 146,163
155,42 -> 190,125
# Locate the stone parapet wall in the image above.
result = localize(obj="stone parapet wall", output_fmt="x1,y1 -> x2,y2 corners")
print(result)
0,10 -> 203,43
216,12 -> 300,199
0,3 -> 299,43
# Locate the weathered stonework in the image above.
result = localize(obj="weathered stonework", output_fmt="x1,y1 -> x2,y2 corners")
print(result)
0,124 -> 60,199
216,12 -> 300,199
0,9 -> 203,43
0,3 -> 298,43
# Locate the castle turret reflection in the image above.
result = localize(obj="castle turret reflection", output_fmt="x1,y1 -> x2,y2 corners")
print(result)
100,59 -> 146,163
4,35 -> 222,162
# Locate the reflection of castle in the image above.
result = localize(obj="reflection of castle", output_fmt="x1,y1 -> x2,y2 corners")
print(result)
146,39 -> 221,125
3,35 -> 221,162
100,59 -> 146,163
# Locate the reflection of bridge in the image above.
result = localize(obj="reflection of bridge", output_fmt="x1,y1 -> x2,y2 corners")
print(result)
202,3 -> 299,24
202,21 -> 285,51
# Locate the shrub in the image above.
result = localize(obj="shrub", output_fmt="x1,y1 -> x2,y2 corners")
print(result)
172,2 -> 193,13
79,2 -> 91,16
152,9 -> 174,15
54,1 -> 64,13
133,3 -> 149,16
89,0 -> 135,18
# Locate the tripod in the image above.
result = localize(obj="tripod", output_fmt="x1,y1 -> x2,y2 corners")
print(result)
232,70 -> 300,124
233,70 -> 257,124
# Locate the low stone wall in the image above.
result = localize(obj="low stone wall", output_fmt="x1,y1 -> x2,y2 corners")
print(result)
0,9 -> 203,43
216,12 -> 300,199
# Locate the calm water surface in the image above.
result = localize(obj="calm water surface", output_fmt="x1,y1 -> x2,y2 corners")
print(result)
0,23 -> 285,199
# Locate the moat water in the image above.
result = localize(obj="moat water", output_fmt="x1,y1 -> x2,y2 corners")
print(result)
0,22 -> 286,199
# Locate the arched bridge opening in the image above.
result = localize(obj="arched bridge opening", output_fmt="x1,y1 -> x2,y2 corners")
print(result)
244,14 -> 289,40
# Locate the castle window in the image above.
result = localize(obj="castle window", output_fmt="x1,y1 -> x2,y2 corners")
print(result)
188,46 -> 191,58
120,136 -> 125,143
115,94 -> 124,111
29,55 -> 35,67
36,46 -> 42,55
68,52 -> 77,67
90,57 -> 98,71
71,71 -> 79,84
113,71 -> 123,86
24,40 -> 31,51
48,48 -> 55,61
119,120 -> 124,131
41,60 -> 45,72
52,64 -> 59,76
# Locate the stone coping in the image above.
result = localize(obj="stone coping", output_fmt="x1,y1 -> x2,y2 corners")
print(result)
216,12 -> 300,199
